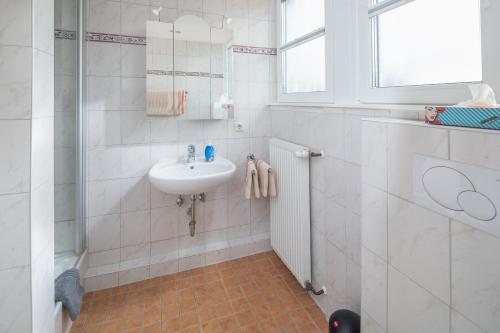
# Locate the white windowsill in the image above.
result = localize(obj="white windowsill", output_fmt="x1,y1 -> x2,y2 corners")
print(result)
268,101 -> 427,111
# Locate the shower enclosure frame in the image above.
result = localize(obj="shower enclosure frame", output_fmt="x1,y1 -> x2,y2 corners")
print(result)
75,0 -> 87,255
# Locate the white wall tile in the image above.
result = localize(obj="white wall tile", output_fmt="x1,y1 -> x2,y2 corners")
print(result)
204,198 -> 228,231
226,0 -> 248,18
0,0 -> 32,46
121,176 -> 150,212
388,195 -> 450,304
362,247 -> 387,330
121,77 -> 146,110
387,123 -> 448,200
451,222 -> 500,333
120,145 -> 150,178
120,2 -> 149,36
326,241 -> 347,294
31,181 -> 54,261
121,111 -> 150,144
87,76 -> 121,111
85,272 -> 119,292
88,249 -> 120,268
361,310 -> 386,333
121,210 -> 151,246
121,44 -> 146,78
362,184 -> 387,260
32,50 -> 55,119
0,266 -> 31,332
55,147 -> 75,185
179,0 -> 202,11
87,43 -> 121,77
31,118 -> 54,190
388,267 -> 449,333
89,214 -> 121,252
450,130 -> 500,171
362,121 -> 387,190
0,120 -> 30,195
325,201 -> 346,250
451,310 -> 485,333
88,179 -> 121,216
151,206 -> 179,242
87,0 -> 120,33
203,0 -> 225,15
0,194 -> 30,270
88,145 -> 121,181
88,111 -> 121,147
346,212 -> 361,265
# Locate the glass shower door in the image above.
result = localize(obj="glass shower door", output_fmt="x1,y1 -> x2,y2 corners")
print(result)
54,0 -> 86,277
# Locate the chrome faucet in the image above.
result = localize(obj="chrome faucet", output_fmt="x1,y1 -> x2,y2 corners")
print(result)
187,144 -> 195,163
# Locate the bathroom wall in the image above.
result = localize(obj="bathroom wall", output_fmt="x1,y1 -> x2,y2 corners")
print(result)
84,0 -> 277,291
0,0 -> 55,332
270,105 -> 424,318
361,119 -> 500,333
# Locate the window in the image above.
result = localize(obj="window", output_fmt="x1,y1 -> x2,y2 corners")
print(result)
278,0 -> 333,102
371,0 -> 482,87
360,0 -> 487,104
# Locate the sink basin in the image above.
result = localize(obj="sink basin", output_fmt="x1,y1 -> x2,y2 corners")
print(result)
149,157 -> 236,195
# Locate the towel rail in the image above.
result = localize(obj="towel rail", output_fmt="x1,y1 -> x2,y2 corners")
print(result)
247,153 -> 272,173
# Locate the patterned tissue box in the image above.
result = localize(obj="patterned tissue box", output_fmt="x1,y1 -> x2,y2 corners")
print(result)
425,106 -> 500,130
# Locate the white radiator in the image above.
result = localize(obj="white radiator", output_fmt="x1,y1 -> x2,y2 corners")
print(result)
269,138 -> 311,288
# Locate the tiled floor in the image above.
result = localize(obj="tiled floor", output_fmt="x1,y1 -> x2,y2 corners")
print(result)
72,251 -> 328,333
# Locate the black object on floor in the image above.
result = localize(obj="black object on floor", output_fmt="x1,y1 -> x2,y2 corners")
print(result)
329,309 -> 361,333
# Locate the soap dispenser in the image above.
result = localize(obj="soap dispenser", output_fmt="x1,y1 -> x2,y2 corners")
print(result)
204,142 -> 214,162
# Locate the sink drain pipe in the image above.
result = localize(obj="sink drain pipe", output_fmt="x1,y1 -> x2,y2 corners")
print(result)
188,194 -> 196,237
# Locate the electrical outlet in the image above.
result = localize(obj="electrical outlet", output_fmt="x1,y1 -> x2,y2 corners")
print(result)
234,122 -> 244,132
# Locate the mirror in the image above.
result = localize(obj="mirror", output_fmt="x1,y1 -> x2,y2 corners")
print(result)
146,15 -> 234,120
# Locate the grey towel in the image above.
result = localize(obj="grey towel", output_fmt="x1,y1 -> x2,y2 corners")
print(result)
55,268 -> 84,321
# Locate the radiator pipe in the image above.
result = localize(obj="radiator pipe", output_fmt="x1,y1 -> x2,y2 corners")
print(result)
305,281 -> 326,296
306,150 -> 327,297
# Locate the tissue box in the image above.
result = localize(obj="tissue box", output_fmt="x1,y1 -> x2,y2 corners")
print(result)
425,106 -> 500,130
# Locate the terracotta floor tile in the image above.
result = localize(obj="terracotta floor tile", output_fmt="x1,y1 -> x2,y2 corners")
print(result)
215,301 -> 233,318
235,311 -> 255,327
198,305 -> 218,323
217,315 -> 239,332
77,251 -> 331,333
201,319 -> 223,333
144,322 -> 162,333
163,317 -> 181,333
99,320 -> 121,333
180,311 -> 199,330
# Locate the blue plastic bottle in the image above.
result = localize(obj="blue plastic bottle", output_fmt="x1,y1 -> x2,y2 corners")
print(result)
205,142 -> 214,162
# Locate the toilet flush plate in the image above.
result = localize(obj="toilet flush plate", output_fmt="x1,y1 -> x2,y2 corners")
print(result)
413,155 -> 500,237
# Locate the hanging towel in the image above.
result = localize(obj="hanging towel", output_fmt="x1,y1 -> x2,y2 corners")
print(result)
268,168 -> 277,197
147,91 -> 186,116
245,160 -> 260,199
55,268 -> 85,321
256,160 -> 270,197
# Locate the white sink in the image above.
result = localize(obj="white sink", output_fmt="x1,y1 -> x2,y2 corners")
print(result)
149,157 -> 236,195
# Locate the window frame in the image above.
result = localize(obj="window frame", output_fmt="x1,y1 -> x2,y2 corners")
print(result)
358,0 -> 499,105
277,0 -> 335,103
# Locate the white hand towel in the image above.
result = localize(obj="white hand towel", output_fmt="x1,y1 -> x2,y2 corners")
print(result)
257,160 -> 270,197
268,169 -> 277,197
245,161 -> 260,199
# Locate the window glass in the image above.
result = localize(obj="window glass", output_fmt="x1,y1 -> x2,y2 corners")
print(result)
373,0 -> 482,87
284,36 -> 326,93
285,0 -> 325,42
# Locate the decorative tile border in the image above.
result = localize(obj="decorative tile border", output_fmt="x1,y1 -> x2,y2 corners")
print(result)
85,32 -> 146,45
55,31 -> 278,55
232,45 -> 277,56
147,70 -> 224,78
54,29 -> 76,40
